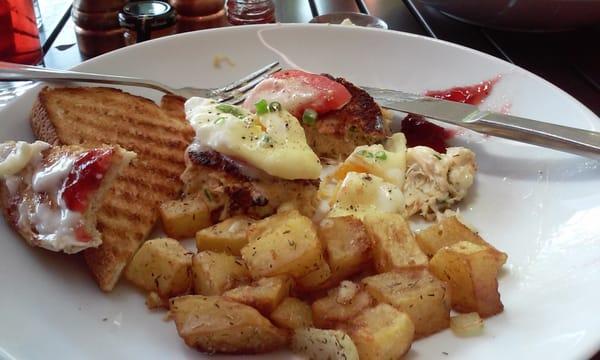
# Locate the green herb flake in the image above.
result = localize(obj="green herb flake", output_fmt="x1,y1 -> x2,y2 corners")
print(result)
203,189 -> 213,202
302,108 -> 318,125
214,117 -> 226,125
215,104 -> 245,118
254,99 -> 268,115
268,101 -> 281,112
375,150 -> 387,160
433,153 -> 442,160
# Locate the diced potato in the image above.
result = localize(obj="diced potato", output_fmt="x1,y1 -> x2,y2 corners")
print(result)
169,295 -> 288,354
191,251 -> 249,295
291,328 -> 359,360
125,238 -> 192,298
429,241 -> 505,317
346,304 -> 414,360
241,210 -> 323,279
295,254 -> 332,291
270,297 -> 313,329
362,269 -> 450,337
195,216 -> 255,255
416,216 -> 507,263
145,291 -> 169,309
223,276 -> 293,314
363,212 -> 428,272
312,282 -> 373,328
160,194 -> 211,239
450,312 -> 484,337
318,216 -> 371,279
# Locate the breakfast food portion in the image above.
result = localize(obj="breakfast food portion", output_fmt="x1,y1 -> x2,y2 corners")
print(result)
31,86 -> 194,290
0,141 -> 134,253
1,68 -> 508,359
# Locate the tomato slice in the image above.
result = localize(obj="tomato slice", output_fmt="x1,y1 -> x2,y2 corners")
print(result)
243,69 -> 352,118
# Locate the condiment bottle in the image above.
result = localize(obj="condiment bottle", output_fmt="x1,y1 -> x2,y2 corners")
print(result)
226,0 -> 275,25
170,0 -> 227,33
72,0 -> 127,57
118,1 -> 176,44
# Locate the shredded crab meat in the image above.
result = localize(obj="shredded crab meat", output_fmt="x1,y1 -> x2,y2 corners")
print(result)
403,146 -> 476,220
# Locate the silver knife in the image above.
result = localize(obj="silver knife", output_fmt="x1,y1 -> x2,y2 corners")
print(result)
363,86 -> 600,158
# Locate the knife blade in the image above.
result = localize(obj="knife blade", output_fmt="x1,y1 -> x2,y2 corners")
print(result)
362,86 -> 600,158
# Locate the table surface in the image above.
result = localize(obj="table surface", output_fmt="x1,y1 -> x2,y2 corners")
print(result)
16,1 -> 600,358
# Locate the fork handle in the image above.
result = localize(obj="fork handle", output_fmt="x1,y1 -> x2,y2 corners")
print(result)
0,61 -> 175,94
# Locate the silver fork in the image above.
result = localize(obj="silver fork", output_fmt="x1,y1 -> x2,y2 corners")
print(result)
0,61 -> 282,105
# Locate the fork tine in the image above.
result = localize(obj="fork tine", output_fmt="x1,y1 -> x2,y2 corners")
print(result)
215,63 -> 282,104
214,61 -> 280,94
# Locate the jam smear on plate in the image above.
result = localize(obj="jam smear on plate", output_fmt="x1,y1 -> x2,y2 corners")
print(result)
62,148 -> 114,213
425,78 -> 497,106
402,78 -> 498,152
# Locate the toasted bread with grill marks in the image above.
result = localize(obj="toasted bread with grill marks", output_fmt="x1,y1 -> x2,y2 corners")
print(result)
31,86 -> 194,291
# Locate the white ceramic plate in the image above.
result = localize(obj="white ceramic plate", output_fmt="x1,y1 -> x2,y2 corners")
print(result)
0,24 -> 599,360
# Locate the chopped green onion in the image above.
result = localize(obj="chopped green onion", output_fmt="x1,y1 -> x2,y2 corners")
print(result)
302,108 -> 318,125
375,151 -> 387,160
214,117 -> 225,125
358,150 -> 369,157
268,101 -> 281,112
255,99 -> 268,115
203,189 -> 213,202
216,104 -> 245,118
433,153 -> 442,160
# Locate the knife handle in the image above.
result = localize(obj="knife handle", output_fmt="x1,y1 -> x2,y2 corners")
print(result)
470,112 -> 600,158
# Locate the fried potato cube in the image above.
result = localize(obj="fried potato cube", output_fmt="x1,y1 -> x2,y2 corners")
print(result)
363,212 -> 428,272
416,216 -> 507,263
429,241 -> 505,317
241,210 -> 322,279
346,304 -> 414,360
295,254 -> 332,291
450,312 -> 484,337
318,216 -> 371,279
362,269 -> 450,337
195,216 -> 255,255
291,328 -> 359,360
191,251 -> 249,295
169,295 -> 288,354
125,238 -> 192,298
223,276 -> 293,314
270,297 -> 314,330
312,281 -> 373,328
160,194 -> 211,239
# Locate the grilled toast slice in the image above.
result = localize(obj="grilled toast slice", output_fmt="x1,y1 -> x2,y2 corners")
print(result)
0,142 -> 134,254
31,86 -> 194,290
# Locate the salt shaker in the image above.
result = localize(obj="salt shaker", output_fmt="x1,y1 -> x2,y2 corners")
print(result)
226,0 -> 276,25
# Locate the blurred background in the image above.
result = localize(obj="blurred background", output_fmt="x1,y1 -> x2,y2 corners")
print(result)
1,0 -> 599,114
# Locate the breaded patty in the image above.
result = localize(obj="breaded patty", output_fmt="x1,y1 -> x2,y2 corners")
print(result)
181,146 -> 319,221
303,76 -> 390,159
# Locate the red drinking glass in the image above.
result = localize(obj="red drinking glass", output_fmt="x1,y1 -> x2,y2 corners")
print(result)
0,0 -> 42,64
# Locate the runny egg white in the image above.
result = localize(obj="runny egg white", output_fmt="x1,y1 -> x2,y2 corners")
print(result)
185,97 -> 322,180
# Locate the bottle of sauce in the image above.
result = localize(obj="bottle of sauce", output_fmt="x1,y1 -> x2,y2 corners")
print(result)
226,0 -> 275,25
72,0 -> 128,58
170,0 -> 226,33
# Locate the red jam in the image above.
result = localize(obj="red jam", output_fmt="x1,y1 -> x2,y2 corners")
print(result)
75,224 -> 93,243
62,148 -> 114,213
401,114 -> 454,153
425,78 -> 497,106
403,78 -> 498,152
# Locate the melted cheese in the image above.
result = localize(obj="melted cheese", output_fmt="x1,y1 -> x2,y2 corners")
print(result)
334,133 -> 407,187
328,172 -> 405,218
185,97 -> 322,180
0,141 -> 50,177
